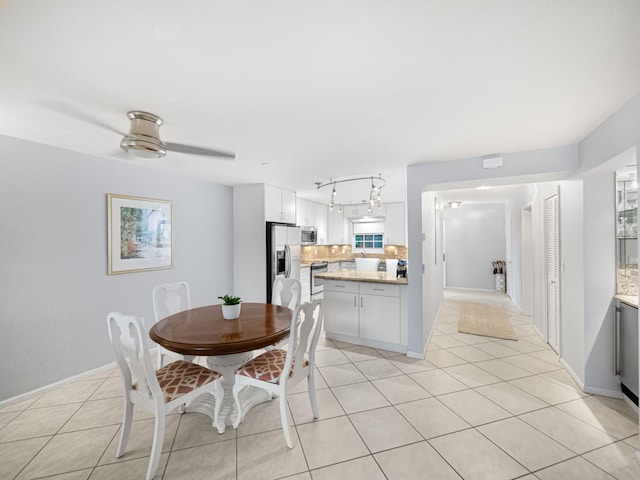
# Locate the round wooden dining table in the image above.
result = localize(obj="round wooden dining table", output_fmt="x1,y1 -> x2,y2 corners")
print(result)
149,303 -> 293,433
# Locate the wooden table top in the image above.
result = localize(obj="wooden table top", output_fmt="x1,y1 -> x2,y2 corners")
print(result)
149,303 -> 293,356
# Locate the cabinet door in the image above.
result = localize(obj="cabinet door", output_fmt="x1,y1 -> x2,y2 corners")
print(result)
359,294 -> 401,343
315,202 -> 327,244
282,189 -> 297,224
300,266 -> 311,304
265,185 -> 284,222
324,290 -> 359,337
327,208 -> 345,244
384,202 -> 405,245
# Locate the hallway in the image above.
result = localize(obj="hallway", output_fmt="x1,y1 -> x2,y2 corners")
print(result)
0,290 -> 638,479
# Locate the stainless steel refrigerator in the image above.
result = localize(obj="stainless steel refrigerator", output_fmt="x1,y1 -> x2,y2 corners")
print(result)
266,222 -> 301,302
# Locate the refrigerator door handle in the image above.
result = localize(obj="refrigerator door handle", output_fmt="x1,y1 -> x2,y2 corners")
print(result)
284,244 -> 291,278
614,305 -> 620,376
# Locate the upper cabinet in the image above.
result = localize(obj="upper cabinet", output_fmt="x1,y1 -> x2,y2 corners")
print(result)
296,198 -> 315,227
343,204 -> 385,218
327,208 -> 346,244
295,198 -> 328,244
265,185 -> 296,224
384,202 -> 406,245
315,203 -> 328,245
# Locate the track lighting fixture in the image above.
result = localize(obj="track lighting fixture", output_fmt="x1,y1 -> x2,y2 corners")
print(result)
315,174 -> 386,214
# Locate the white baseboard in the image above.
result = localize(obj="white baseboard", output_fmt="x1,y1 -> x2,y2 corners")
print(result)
406,350 -> 426,359
582,384 -> 623,398
0,347 -> 161,409
0,361 -> 117,409
559,358 -> 586,391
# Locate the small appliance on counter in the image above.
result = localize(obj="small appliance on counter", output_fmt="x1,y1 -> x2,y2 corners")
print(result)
396,260 -> 407,278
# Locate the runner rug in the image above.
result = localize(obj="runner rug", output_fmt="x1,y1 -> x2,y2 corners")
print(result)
458,302 -> 518,341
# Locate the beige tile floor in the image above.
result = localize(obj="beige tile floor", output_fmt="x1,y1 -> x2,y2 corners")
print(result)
1,289 -> 639,479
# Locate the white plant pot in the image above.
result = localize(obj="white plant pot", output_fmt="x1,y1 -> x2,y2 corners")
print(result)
222,303 -> 241,320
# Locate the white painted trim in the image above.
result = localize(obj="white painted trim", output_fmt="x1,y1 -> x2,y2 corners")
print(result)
559,358 -> 585,391
0,361 -> 118,409
406,350 -> 425,359
582,384 -> 623,398
532,323 -> 545,341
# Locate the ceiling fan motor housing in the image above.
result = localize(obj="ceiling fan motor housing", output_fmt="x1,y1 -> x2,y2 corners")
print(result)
120,111 -> 167,158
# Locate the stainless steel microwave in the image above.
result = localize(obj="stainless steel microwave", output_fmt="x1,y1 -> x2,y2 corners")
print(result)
300,226 -> 317,245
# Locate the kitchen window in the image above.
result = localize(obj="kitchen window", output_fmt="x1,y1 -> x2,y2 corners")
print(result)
354,233 -> 383,249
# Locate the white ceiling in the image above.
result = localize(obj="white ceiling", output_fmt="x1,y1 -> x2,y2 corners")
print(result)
1,1 -> 639,205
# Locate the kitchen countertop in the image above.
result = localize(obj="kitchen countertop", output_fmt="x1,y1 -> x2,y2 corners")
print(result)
301,258 -> 354,267
614,294 -> 639,308
315,269 -> 408,285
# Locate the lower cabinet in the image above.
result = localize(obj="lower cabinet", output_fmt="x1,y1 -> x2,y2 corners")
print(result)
324,281 -> 359,337
300,266 -> 311,304
323,280 -> 402,345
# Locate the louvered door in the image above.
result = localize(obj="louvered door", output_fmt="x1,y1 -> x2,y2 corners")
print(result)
545,193 -> 560,353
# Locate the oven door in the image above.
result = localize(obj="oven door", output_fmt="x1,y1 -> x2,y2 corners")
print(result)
311,266 -> 327,296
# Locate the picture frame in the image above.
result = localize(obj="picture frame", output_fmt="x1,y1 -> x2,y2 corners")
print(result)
107,194 -> 173,275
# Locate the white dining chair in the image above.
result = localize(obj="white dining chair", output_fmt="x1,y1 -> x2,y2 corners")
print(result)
232,299 -> 323,448
271,277 -> 302,310
152,281 -> 191,367
106,312 -> 224,480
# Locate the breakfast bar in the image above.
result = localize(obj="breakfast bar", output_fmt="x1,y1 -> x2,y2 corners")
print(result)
315,269 -> 409,353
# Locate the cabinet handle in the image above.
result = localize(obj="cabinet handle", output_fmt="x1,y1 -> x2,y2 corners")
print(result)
335,285 -> 345,288
373,288 -> 385,291
353,296 -> 357,308
614,306 -> 621,376
360,297 -> 363,308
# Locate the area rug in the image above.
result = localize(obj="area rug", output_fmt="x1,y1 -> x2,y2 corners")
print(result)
458,302 -> 518,341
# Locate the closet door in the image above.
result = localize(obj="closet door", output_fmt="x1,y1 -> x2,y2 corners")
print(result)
545,193 -> 560,353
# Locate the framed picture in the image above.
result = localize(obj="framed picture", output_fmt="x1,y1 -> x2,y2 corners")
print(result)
107,194 -> 173,275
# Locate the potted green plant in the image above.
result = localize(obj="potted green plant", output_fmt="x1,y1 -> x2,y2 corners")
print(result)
218,294 -> 242,320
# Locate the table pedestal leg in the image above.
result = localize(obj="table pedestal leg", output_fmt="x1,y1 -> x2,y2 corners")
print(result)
183,352 -> 272,433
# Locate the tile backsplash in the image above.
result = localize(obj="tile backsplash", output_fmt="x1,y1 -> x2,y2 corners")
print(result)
301,244 -> 407,263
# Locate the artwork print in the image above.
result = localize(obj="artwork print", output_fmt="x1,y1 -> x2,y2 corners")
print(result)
108,194 -> 173,274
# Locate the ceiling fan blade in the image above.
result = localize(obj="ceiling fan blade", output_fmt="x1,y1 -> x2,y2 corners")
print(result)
45,102 -> 124,135
165,142 -> 236,159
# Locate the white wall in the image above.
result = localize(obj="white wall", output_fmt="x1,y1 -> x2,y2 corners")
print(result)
406,146 -> 578,356
0,135 -> 234,402
420,192 -> 444,355
560,179 -> 585,384
443,203 -> 506,291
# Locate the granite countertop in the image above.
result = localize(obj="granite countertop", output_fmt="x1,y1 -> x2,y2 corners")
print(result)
301,258 -> 354,267
614,294 -> 639,308
315,269 -> 408,285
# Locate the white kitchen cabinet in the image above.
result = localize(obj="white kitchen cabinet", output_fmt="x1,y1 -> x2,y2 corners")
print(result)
359,283 -> 401,344
340,260 -> 355,270
296,198 -> 315,227
323,280 -> 359,337
323,280 -> 402,346
384,202 -> 406,245
343,204 -> 385,218
265,184 -> 296,223
327,208 -> 346,244
315,202 -> 328,245
300,266 -> 311,304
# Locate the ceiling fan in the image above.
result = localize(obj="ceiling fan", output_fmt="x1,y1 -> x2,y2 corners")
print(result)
120,110 -> 235,160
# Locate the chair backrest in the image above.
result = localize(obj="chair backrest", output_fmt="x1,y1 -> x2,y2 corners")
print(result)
282,299 -> 323,382
271,277 -> 302,310
152,281 -> 192,323
107,312 -> 161,401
